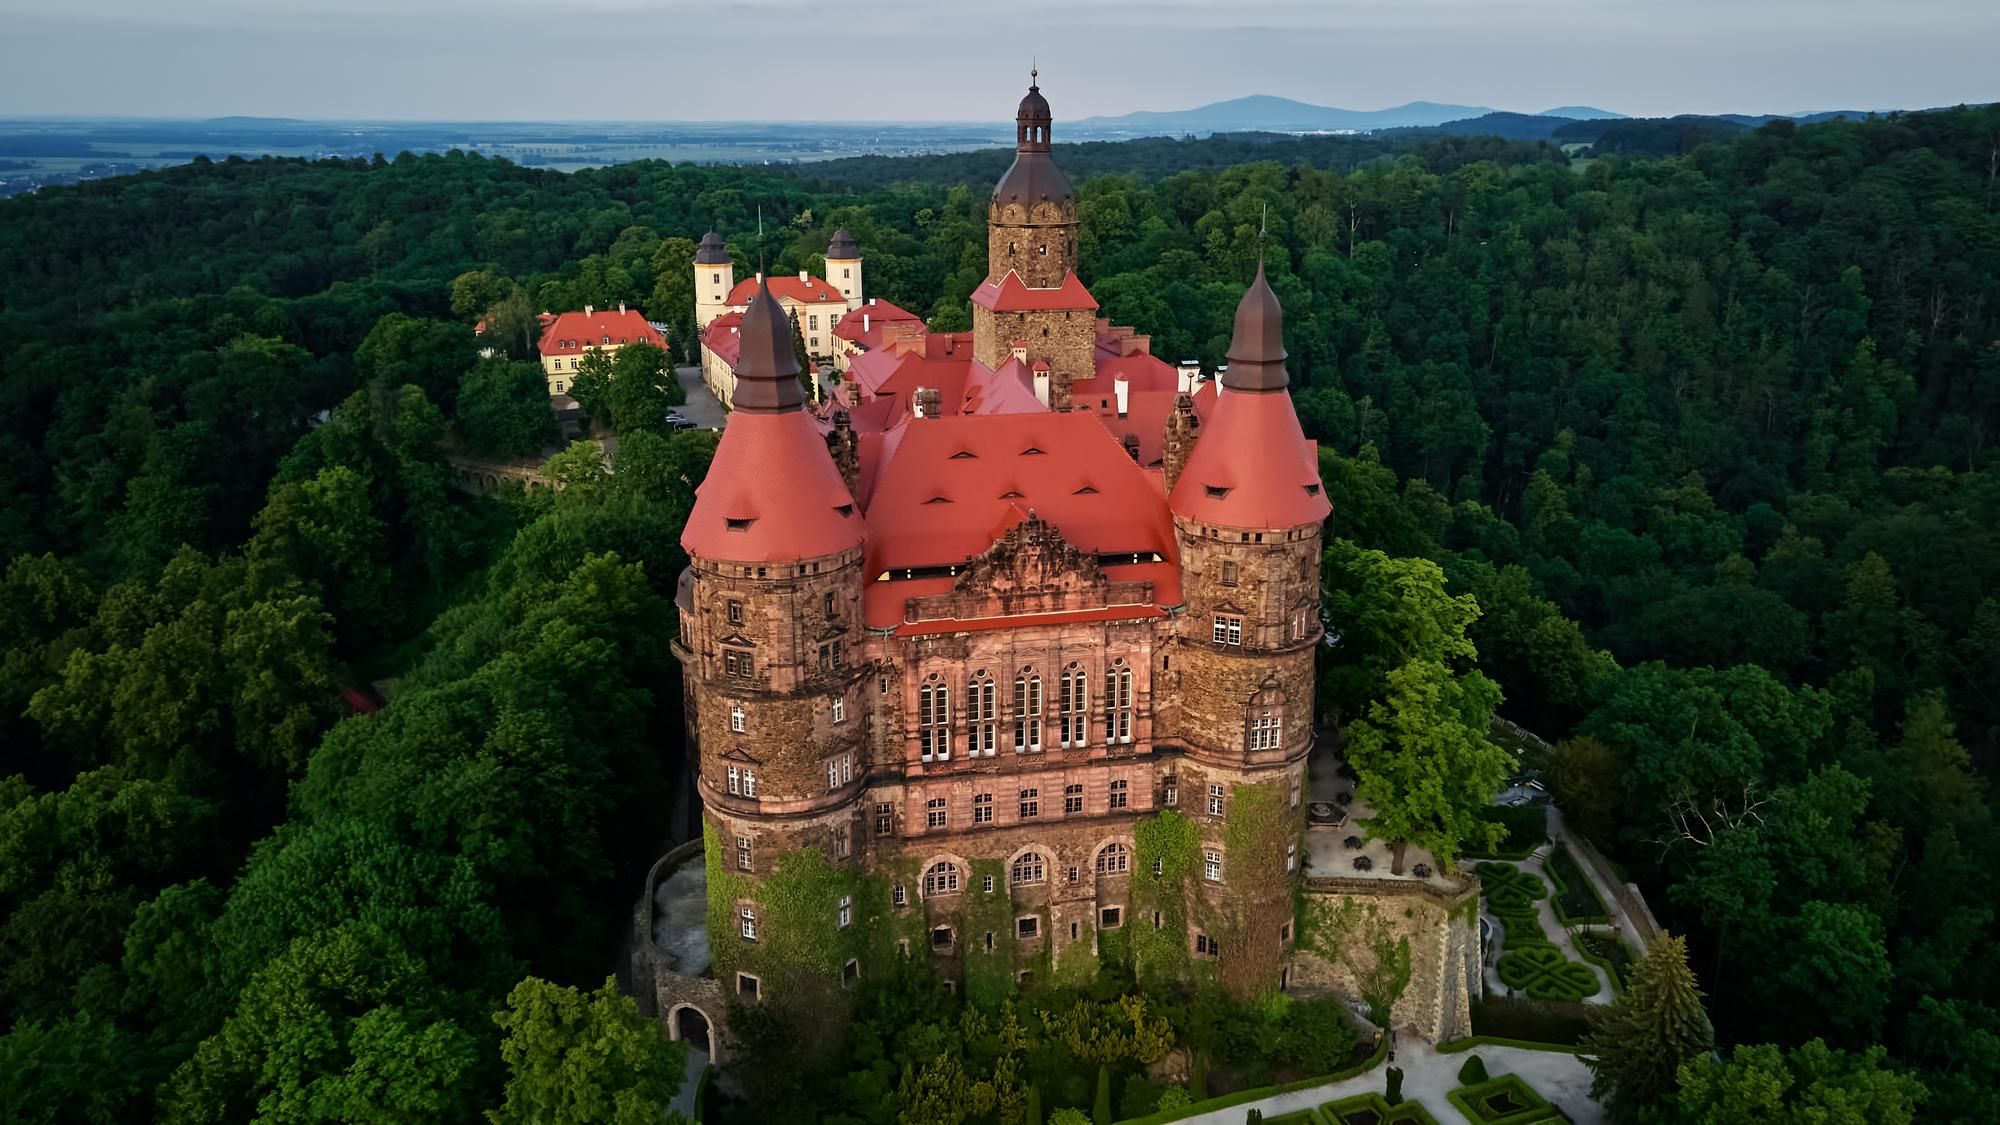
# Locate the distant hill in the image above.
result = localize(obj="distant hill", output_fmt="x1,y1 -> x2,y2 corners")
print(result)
1073,95 -> 1495,135
1538,105 -> 1626,120
1385,112 -> 1580,141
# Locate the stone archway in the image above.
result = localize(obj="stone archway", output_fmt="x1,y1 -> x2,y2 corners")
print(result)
670,1003 -> 713,1058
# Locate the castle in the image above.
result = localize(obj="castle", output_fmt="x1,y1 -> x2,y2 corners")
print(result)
655,76 -> 1480,1057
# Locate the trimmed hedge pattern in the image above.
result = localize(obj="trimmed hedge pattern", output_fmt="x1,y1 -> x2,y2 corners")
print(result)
1496,944 -> 1600,1001
1321,1091 -> 1443,1124
1543,846 -> 1610,924
1474,863 -> 1548,913
1445,1074 -> 1560,1125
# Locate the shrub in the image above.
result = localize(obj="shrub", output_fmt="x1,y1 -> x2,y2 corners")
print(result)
1475,863 -> 1548,912
1544,846 -> 1609,924
1120,1073 -> 1162,1118
1157,1087 -> 1192,1111
1496,945 -> 1599,1002
1458,1053 -> 1489,1085
1050,1110 -> 1091,1125
1275,998 -> 1361,1073
1468,804 -> 1548,857
1093,1064 -> 1113,1125
1386,1065 -> 1405,1105
1245,1110 -> 1262,1125
1470,996 -> 1592,1045
1190,1052 -> 1209,1099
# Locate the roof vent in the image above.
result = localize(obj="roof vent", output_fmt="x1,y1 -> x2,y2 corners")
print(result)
1305,484 -> 1322,496
924,496 -> 953,505
999,489 -> 1025,499
835,504 -> 854,517
1203,485 -> 1231,500
1073,485 -> 1099,495
1020,446 -> 1046,456
725,517 -> 754,531
949,450 -> 978,460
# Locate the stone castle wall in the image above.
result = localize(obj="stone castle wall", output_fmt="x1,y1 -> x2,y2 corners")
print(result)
1287,877 -> 1482,1043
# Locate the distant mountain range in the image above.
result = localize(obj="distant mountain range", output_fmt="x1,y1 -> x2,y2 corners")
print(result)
1071,95 -> 1954,138
1073,96 -> 1500,134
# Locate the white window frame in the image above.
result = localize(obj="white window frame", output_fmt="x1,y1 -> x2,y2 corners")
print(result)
926,797 -> 947,829
740,907 -> 758,940
1013,668 -> 1043,753
923,861 -> 961,897
833,697 -> 847,723
730,706 -> 746,734
919,674 -> 951,762
1105,659 -> 1134,744
1207,784 -> 1224,817
1058,662 -> 1088,747
736,835 -> 752,872
838,894 -> 852,928
1204,850 -> 1222,882
971,674 -> 998,756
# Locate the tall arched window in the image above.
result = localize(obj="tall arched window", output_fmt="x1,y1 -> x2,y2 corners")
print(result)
923,861 -> 961,897
919,673 -> 951,762
1058,662 -> 1088,747
1095,842 -> 1130,875
1013,667 -> 1043,753
971,673 -> 998,757
1010,852 -> 1047,886
1104,659 -> 1134,745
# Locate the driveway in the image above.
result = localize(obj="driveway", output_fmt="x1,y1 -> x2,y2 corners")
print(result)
1172,1040 -> 1601,1125
673,364 -> 727,429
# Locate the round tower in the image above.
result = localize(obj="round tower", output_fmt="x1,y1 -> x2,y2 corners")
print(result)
987,69 -> 1078,288
678,278 -> 870,1012
1162,262 -> 1331,994
694,230 -> 734,331
825,227 -> 863,312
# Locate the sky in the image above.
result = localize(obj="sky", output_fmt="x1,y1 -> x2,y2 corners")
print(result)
0,0 -> 1993,122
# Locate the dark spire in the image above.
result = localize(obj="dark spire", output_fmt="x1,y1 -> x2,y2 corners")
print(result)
1223,260 -> 1288,392
1016,66 -> 1052,153
695,229 -> 729,264
827,226 -> 859,260
731,278 -> 805,413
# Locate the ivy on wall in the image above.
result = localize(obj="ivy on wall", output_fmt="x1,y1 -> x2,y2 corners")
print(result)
1296,895 -> 1414,1026
1132,810 -> 1201,982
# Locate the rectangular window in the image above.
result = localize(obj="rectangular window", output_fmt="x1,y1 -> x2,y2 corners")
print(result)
736,835 -> 752,872
1195,933 -> 1219,958
1017,916 -> 1039,938
973,792 -> 994,824
874,802 -> 893,836
1064,783 -> 1084,815
1163,776 -> 1178,807
727,765 -> 741,795
724,649 -> 754,677
1249,709 -> 1281,751
727,599 -> 743,625
1105,664 -> 1134,744
1109,778 -> 1128,810
919,678 -> 951,762
835,824 -> 851,859
1221,560 -> 1238,586
1212,615 -> 1242,646
833,698 -> 847,723
1019,787 -> 1039,819
1204,850 -> 1222,882
740,907 -> 758,940
809,315 -> 819,329
826,759 -> 840,793
983,875 -> 995,894
730,706 -> 746,734
1290,772 -> 1302,807
838,895 -> 853,928
741,770 -> 757,797
1058,666 -> 1087,747
1286,842 -> 1298,871
1100,906 -> 1122,929
893,884 -> 908,908
926,797 -> 947,829
972,678 -> 997,756
1208,784 -> 1225,817
738,972 -> 760,998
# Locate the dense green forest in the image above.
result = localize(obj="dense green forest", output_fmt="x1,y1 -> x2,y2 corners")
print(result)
1,104 -> 1998,1122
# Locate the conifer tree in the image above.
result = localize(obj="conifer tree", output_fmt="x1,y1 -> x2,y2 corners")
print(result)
1579,934 -> 1713,1117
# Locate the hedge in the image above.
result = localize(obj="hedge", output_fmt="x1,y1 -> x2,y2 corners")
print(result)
1462,805 -> 1549,861
1573,931 -> 1635,992
1436,1035 -> 1584,1055
1543,847 -> 1610,925
1467,997 -> 1592,1046
1445,1074 -> 1559,1125
1112,1035 -> 1390,1125
1321,1091 -> 1442,1124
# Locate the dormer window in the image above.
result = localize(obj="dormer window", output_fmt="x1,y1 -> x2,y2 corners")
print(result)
1073,485 -> 1098,495
1305,484 -> 1322,496
1204,485 -> 1231,500
1021,446 -> 1046,456
950,450 -> 977,459
835,504 -> 853,517
726,518 -> 753,532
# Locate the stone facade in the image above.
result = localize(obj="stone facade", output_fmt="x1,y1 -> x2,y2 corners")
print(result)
1288,878 -> 1483,1044
986,198 -> 1079,288
971,304 -> 1097,409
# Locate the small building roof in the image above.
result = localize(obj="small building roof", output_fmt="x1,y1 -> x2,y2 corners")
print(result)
537,308 -> 665,357
969,270 -> 1099,313
726,273 -> 846,306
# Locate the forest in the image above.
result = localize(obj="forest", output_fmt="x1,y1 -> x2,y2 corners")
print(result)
0,103 -> 1997,1123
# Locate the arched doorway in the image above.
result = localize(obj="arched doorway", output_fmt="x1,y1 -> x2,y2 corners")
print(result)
672,1004 -> 712,1056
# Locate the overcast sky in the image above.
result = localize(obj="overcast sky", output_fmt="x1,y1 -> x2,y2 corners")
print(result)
1,0 -> 1992,121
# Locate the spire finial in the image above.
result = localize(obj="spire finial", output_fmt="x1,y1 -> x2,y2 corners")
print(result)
1030,60 -> 1038,88
756,204 -> 766,274
1258,202 -> 1268,266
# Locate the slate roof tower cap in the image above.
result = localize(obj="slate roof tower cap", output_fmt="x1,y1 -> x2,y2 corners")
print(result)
827,227 -> 860,259
695,230 -> 730,264
1222,259 -> 1288,392
994,69 -> 1074,205
731,277 -> 805,414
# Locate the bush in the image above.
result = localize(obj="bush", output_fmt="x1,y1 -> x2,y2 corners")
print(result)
1496,945 -> 1599,1001
1386,1065 -> 1405,1105
1468,804 -> 1548,857
1469,996 -> 1592,1045
1274,998 -> 1361,1073
1245,1110 -> 1262,1125
1051,1110 -> 1091,1125
1544,846 -> 1610,924
1157,1088 -> 1192,1111
1120,1073 -> 1162,1118
1190,1053 -> 1209,1099
1094,1064 -> 1113,1125
1458,1053 -> 1489,1085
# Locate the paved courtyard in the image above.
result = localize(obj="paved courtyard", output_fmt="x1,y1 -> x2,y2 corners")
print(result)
1173,1039 -> 1601,1125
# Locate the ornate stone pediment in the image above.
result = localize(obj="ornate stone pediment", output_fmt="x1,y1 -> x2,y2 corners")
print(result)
957,512 -> 1102,599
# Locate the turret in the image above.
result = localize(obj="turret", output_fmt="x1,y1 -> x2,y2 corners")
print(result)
678,278 -> 870,1007
694,230 -> 734,331
1158,262 -> 1330,991
825,228 -> 863,312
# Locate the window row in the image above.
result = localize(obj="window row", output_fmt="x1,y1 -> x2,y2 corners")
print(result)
913,777 -> 1136,829
917,662 -> 1136,761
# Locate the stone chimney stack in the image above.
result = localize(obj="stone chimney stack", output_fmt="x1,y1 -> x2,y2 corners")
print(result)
826,409 -> 860,495
913,386 -> 941,419
1163,392 -> 1199,495
584,303 -> 594,316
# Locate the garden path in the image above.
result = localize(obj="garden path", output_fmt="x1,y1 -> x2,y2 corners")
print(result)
669,1049 -> 706,1121
1168,1039 -> 1602,1125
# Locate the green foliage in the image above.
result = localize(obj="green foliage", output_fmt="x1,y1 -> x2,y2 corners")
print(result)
1579,935 -> 1713,1118
1457,1054 -> 1488,1085
1131,811 -> 1201,981
1671,1039 -> 1927,1125
1296,898 -> 1411,1027
489,976 -> 687,1125
1463,804 -> 1546,860
1444,1073 -> 1555,1125
1384,1065 -> 1403,1105
1495,946 -> 1599,1002
457,360 -> 555,458
1473,864 -> 1547,914
1542,847 -> 1608,924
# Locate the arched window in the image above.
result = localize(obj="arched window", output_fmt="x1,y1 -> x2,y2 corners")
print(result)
1013,667 -> 1043,753
1010,852 -> 1046,886
919,673 -> 951,762
923,861 -> 961,897
970,673 -> 997,757
1058,662 -> 1088,747
1096,842 -> 1130,875
1104,659 -> 1134,745
1246,677 -> 1287,754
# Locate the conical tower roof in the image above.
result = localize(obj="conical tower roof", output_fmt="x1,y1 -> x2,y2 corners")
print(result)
730,278 -> 805,414
695,230 -> 730,264
1168,264 -> 1329,530
994,70 -> 1073,206
827,227 -> 859,260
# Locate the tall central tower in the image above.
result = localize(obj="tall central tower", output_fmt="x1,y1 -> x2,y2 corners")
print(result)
972,70 -> 1096,409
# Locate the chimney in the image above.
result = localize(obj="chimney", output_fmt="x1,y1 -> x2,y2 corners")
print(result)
1122,433 -> 1141,462
868,297 -> 877,306
1214,364 -> 1229,395
618,301 -> 626,314
1177,361 -> 1200,394
799,270 -> 809,283
1163,393 -> 1199,495
1114,377 -> 1130,418
1010,341 -> 1028,364
584,303 -> 594,316
1032,363 -> 1051,408
863,313 -> 870,333
913,386 -> 941,419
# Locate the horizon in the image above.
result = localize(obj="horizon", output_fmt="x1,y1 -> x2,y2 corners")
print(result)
3,1 -> 1994,122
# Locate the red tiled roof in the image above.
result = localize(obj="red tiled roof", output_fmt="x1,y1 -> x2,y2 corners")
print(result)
832,299 -> 922,349
726,274 -> 847,306
538,309 -> 665,357
969,270 -> 1100,313
1072,353 -> 1183,402
856,412 -> 1180,627
1074,383 -> 1216,468
1168,387 -> 1330,530
703,311 -> 744,368
682,410 -> 865,562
